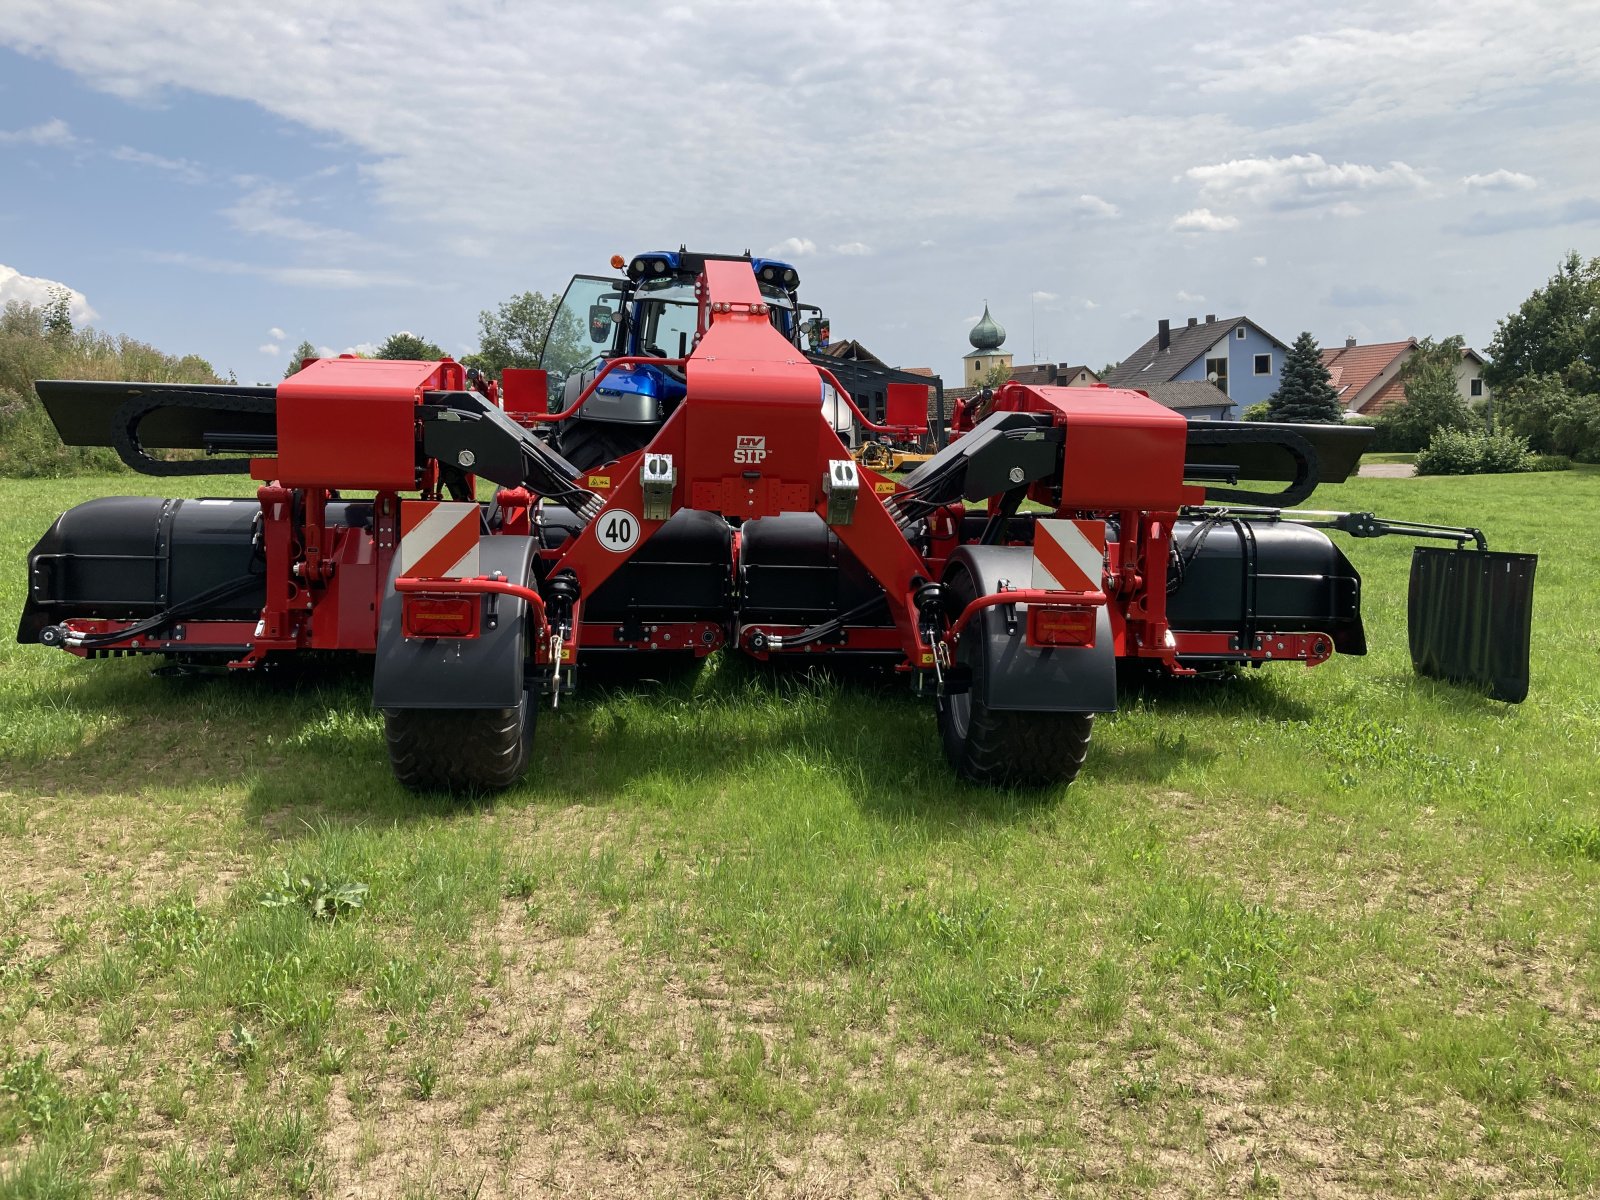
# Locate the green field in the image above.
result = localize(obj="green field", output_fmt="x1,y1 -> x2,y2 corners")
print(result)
2,470 -> 1598,1198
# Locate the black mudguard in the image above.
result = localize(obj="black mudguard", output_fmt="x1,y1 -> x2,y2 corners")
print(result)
944,545 -> 1117,714
373,536 -> 537,710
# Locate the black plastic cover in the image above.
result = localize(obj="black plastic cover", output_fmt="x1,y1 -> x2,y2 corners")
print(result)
17,496 -> 371,644
739,513 -> 891,626
1166,518 -> 1366,655
1408,547 -> 1535,703
537,506 -> 732,623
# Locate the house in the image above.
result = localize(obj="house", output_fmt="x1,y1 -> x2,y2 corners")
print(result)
1007,363 -> 1102,387
1103,315 -> 1289,418
815,339 -> 945,439
1320,337 -> 1490,416
1136,381 -> 1233,421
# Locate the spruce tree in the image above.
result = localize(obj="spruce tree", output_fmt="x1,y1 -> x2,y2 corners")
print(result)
1266,331 -> 1343,423
283,340 -> 318,378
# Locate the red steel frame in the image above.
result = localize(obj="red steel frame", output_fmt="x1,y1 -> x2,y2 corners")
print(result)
50,262 -> 1352,681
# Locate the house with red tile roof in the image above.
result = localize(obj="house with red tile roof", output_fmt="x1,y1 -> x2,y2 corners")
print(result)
1320,337 -> 1490,416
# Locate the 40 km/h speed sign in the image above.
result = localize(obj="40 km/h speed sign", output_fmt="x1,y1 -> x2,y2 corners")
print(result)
596,510 -> 641,553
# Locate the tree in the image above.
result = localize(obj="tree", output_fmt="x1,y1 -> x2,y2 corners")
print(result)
1485,251 -> 1600,397
373,331 -> 446,361
283,339 -> 318,378
1497,373 -> 1600,460
43,287 -> 73,338
977,362 -> 1011,390
1377,335 -> 1474,451
1265,331 -> 1342,423
462,290 -> 585,382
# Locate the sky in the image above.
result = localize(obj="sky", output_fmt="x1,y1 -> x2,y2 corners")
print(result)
1,0 -> 1597,385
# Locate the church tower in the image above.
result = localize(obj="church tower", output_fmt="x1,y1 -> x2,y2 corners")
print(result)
963,304 -> 1012,387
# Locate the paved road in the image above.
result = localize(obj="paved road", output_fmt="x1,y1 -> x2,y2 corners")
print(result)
1356,462 -> 1417,478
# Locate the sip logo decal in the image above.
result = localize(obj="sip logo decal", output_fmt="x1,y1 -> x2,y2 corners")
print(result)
734,434 -> 768,465
595,510 -> 641,553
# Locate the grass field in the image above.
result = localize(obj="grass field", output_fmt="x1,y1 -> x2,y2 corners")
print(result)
2,469 -> 1598,1199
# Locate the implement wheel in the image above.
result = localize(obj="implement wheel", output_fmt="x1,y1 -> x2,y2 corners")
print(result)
384,695 -> 535,793
936,567 -> 1094,789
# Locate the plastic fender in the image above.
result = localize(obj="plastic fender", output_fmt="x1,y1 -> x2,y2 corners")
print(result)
373,536 -> 537,710
944,545 -> 1117,714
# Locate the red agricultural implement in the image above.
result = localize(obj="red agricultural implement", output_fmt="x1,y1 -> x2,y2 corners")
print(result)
18,250 -> 1537,791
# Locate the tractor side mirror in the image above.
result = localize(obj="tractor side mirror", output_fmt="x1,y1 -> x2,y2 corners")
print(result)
588,303 -> 616,344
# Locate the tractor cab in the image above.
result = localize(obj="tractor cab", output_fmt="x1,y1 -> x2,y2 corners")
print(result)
540,250 -> 810,470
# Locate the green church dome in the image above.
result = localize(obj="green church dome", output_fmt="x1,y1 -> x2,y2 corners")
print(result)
969,304 -> 1006,351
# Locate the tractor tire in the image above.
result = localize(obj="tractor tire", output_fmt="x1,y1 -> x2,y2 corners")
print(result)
383,696 -> 535,793
556,420 -> 659,473
936,567 -> 1094,789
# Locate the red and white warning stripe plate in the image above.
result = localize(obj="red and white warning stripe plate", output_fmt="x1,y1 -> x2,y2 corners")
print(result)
399,500 -> 480,579
1032,518 -> 1106,593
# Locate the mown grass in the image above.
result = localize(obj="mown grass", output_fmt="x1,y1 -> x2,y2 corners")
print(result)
1,469 -> 1598,1197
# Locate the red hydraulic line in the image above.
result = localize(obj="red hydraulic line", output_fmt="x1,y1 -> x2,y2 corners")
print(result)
395,575 -> 549,631
946,589 -> 1107,642
528,358 -> 689,422
813,366 -> 899,434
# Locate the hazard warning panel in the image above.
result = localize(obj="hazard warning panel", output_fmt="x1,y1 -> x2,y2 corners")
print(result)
399,501 -> 481,579
1031,519 -> 1106,593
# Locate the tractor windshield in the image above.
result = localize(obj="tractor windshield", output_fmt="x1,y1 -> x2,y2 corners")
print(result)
539,274 -> 618,389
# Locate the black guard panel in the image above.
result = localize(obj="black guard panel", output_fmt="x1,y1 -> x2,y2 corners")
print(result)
1408,547 -> 1536,703
373,536 -> 537,710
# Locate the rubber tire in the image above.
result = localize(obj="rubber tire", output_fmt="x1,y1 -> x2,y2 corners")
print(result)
384,695 -> 535,793
556,419 -> 659,473
936,567 -> 1094,789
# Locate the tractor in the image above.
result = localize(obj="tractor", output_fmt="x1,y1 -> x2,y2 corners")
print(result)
17,250 -> 1537,791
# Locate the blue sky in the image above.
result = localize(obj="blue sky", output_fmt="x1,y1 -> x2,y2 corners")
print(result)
2,1 -> 1597,385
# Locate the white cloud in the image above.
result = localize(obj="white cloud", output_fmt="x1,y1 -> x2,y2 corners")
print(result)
1175,290 -> 1205,303
1194,7 -> 1600,131
110,145 -> 205,182
315,345 -> 337,358
1171,208 -> 1239,233
831,241 -> 872,256
258,342 -> 281,355
1462,169 -> 1537,191
268,326 -> 286,340
0,263 -> 96,320
146,251 -> 411,289
1252,256 -> 1268,267
1030,290 -> 1059,302
1081,299 -> 1100,310
223,184 -> 365,248
0,118 -> 75,146
766,237 -> 817,258
342,341 -> 379,357
0,3 -> 1592,379
1184,153 -> 1426,210
1074,194 -> 1120,218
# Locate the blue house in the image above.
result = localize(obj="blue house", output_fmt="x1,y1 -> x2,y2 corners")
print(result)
1103,315 -> 1289,419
